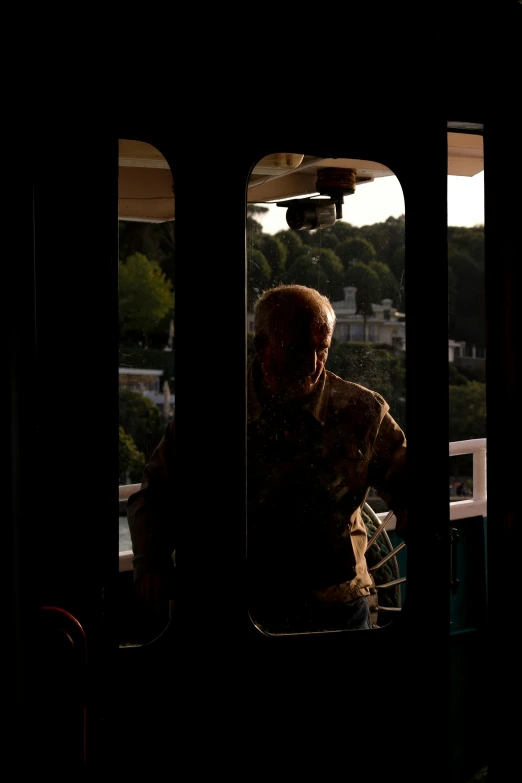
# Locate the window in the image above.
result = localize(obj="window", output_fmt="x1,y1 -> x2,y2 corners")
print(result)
247,154 -> 406,635
118,139 -> 175,645
350,323 -> 365,342
447,130 -> 486,636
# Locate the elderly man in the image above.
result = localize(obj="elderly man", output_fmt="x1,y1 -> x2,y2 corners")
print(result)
128,283 -> 407,633
247,284 -> 407,633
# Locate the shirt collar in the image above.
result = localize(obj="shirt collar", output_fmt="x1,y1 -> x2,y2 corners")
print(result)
247,358 -> 330,425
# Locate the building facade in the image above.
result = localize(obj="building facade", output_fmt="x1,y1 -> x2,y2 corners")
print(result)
118,368 -> 174,420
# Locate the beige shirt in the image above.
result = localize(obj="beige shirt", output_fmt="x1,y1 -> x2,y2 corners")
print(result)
247,360 -> 407,607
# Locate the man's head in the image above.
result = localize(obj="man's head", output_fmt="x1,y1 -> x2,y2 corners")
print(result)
253,284 -> 336,400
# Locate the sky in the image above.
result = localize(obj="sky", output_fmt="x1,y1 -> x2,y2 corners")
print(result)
255,171 -> 485,235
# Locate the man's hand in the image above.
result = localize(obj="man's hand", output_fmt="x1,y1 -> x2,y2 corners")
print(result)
134,571 -> 172,617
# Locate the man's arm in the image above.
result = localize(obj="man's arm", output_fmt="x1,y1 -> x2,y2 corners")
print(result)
368,411 -> 408,539
127,417 -> 176,612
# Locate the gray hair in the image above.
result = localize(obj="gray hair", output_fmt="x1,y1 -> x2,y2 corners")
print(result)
253,284 -> 336,338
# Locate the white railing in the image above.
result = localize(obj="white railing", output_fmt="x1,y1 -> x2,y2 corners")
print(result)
119,483 -> 139,501
119,484 -> 140,572
118,438 -> 488,569
449,437 -> 487,521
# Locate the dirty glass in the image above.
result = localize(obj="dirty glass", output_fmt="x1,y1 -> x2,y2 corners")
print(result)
246,154 -> 407,635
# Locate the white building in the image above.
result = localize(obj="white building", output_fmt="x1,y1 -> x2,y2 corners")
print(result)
330,287 -> 406,350
449,339 -> 466,362
247,287 -> 483,361
119,368 -> 174,419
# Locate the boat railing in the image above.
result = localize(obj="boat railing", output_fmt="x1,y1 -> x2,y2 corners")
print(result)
118,438 -> 488,570
448,438 -> 487,521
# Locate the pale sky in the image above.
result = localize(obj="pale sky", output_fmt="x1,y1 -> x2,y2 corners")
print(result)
255,171 -> 485,235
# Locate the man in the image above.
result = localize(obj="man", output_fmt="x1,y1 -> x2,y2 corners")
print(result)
128,284 -> 407,633
127,415 -> 176,621
247,284 -> 407,633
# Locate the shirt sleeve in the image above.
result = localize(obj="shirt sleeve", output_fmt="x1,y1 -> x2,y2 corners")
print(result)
126,417 -> 177,582
367,409 -> 408,539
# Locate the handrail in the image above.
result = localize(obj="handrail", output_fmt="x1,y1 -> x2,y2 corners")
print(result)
449,437 -> 487,521
119,483 -> 140,501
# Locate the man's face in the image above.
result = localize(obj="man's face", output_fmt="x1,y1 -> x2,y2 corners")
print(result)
257,308 -> 332,400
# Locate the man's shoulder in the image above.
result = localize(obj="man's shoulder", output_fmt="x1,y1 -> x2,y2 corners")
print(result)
325,371 -> 389,415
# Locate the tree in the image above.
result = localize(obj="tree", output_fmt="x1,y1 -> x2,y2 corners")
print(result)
449,381 -> 486,442
247,247 -> 272,309
119,253 -> 174,342
119,388 -> 166,463
368,260 -> 400,302
247,204 -> 269,235
448,226 -> 485,350
274,230 -> 304,265
118,220 -> 175,285
359,216 -> 405,282
315,221 -> 358,248
119,426 -> 146,484
336,237 -> 376,269
345,262 -> 381,318
283,247 -> 330,296
448,380 -> 486,476
314,247 -> 345,301
448,362 -> 472,386
281,245 -> 345,300
254,234 -> 287,285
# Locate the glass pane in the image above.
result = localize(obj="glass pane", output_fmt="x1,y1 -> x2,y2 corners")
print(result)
118,139 -> 175,645
247,155 -> 407,635
447,132 -> 486,636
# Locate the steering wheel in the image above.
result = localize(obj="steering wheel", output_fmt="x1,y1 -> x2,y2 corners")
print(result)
363,503 -> 406,628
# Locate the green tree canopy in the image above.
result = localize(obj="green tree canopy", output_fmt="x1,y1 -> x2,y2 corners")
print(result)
119,426 -> 146,484
336,237 -> 377,269
254,234 -> 287,284
449,381 -> 486,442
119,388 -> 166,463
283,250 -> 330,293
274,229 -> 304,261
247,204 -> 269,235
448,380 -> 486,475
119,253 -> 174,339
282,246 -> 344,299
314,247 -> 345,301
359,216 -> 405,282
368,260 -> 400,302
345,261 -> 381,316
448,226 -> 485,350
247,247 -> 272,309
118,220 -> 175,287
314,221 -> 358,248
448,362 -> 472,386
